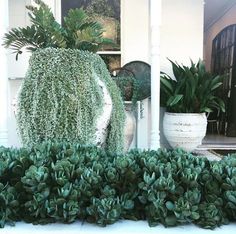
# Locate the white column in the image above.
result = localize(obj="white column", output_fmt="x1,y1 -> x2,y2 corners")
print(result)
0,0 -> 9,146
150,0 -> 161,149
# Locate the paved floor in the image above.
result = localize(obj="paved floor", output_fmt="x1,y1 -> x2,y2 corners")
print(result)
193,149 -> 222,161
2,221 -> 236,234
202,134 -> 236,149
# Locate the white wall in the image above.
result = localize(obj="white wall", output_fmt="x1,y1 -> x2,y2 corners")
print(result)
121,0 -> 150,65
204,4 -> 236,71
121,0 -> 204,73
8,0 -> 31,79
8,79 -> 22,147
160,0 -> 204,75
8,0 -> 30,147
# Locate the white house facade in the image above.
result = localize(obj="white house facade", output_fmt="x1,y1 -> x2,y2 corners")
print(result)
1,0 -> 221,150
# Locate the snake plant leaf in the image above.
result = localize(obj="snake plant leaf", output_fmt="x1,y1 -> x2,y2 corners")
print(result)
168,59 -> 184,81
160,77 -> 174,93
167,95 -> 183,107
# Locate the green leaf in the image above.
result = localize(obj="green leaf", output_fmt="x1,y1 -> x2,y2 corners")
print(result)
166,201 -> 175,211
160,77 -> 174,93
2,0 -> 112,57
165,216 -> 177,226
160,59 -> 225,113
167,95 -> 183,107
123,200 -> 134,210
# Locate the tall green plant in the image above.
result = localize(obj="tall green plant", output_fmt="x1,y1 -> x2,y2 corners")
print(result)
160,59 -> 225,113
2,0 -> 113,59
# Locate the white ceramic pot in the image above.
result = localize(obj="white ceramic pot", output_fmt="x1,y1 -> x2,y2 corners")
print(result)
163,112 -> 207,152
124,102 -> 136,152
95,76 -> 112,147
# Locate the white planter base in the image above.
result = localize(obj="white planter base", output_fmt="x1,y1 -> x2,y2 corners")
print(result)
94,76 -> 112,147
124,102 -> 136,152
2,221 -> 236,234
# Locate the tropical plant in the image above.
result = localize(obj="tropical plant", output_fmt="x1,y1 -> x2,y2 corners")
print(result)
2,0 -> 114,59
160,59 -> 225,113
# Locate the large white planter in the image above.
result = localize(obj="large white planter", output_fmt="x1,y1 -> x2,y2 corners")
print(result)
2,221 -> 236,234
124,102 -> 136,152
163,112 -> 207,152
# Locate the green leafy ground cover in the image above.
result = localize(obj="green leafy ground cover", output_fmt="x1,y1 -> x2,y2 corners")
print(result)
0,141 -> 236,229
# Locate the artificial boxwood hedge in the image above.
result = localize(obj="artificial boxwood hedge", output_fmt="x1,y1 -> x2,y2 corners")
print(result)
0,141 -> 236,229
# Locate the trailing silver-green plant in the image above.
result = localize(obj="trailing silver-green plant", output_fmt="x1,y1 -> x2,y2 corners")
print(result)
17,48 -> 125,152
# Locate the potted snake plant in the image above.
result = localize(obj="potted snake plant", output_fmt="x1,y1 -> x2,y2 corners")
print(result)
2,0 -> 125,153
160,59 -> 225,152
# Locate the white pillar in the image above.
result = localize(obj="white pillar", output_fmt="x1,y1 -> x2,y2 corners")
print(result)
0,0 -> 9,146
150,0 -> 161,149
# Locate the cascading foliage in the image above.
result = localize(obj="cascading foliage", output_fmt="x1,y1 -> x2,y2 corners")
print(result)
2,0 -> 125,152
17,48 -> 125,152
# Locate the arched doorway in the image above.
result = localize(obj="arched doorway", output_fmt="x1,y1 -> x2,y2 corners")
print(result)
211,24 -> 236,137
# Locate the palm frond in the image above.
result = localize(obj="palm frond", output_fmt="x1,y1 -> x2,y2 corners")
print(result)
2,0 -> 116,57
26,0 -> 67,48
2,26 -> 43,60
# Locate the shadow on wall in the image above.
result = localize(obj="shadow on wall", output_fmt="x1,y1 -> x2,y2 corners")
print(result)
160,107 -> 171,149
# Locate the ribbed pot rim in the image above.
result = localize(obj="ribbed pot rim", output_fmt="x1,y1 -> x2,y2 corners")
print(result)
165,112 -> 206,116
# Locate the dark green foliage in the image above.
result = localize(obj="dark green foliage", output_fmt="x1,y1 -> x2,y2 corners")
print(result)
0,184 -> 19,228
0,142 -> 236,229
113,74 -> 141,109
113,75 -> 136,101
2,0 -> 114,59
160,59 -> 225,113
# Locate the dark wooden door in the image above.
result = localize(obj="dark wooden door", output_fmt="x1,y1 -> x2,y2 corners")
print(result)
211,24 -> 236,136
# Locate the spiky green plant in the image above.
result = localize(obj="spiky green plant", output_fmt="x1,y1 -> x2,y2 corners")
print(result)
160,59 -> 225,113
2,0 -> 113,59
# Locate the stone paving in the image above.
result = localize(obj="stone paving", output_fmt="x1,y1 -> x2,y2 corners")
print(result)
2,221 -> 236,234
192,149 -> 222,161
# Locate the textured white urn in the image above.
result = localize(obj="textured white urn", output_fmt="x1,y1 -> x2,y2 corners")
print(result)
124,102 -> 136,152
95,76 -> 112,147
163,112 -> 207,152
